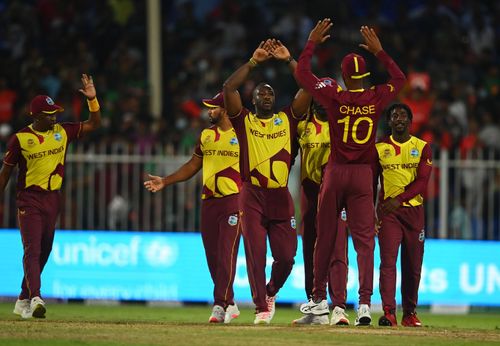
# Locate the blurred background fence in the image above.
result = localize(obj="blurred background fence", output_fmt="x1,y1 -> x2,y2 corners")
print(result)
1,144 -> 499,240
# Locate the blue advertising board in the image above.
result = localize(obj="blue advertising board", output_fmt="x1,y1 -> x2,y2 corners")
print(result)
1,229 -> 499,306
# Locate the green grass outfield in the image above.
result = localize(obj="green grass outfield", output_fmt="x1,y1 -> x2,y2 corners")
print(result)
0,302 -> 499,345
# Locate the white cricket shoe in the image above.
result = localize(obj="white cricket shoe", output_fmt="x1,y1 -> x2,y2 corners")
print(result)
266,295 -> 276,319
299,299 -> 329,315
254,311 -> 272,324
330,306 -> 350,325
208,305 -> 225,323
224,303 -> 240,324
292,314 -> 329,325
30,296 -> 46,319
13,299 -> 30,318
355,304 -> 371,326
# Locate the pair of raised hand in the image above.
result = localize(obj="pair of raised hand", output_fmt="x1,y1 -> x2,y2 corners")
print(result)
251,39 -> 292,64
308,18 -> 383,55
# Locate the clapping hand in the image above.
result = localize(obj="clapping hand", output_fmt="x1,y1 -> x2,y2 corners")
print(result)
265,39 -> 291,61
252,41 -> 272,64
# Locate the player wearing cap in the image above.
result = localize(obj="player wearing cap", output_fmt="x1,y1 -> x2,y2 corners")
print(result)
0,74 -> 101,319
376,103 -> 432,327
292,99 -> 350,326
223,39 -> 311,324
295,19 -> 406,326
144,92 -> 242,324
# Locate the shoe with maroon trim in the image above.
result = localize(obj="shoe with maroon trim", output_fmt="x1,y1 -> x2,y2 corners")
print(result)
378,306 -> 397,327
401,312 -> 422,327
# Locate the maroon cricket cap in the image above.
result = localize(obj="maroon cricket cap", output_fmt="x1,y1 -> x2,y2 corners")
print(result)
202,92 -> 224,108
341,53 -> 370,79
29,95 -> 64,116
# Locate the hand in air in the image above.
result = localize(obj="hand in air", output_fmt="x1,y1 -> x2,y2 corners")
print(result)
265,39 -> 291,61
252,40 -> 272,64
308,18 -> 333,45
359,26 -> 383,55
79,74 -> 97,99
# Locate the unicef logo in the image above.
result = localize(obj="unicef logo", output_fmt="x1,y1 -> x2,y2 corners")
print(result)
410,148 -> 419,157
54,133 -> 62,141
143,238 -> 179,267
229,137 -> 238,145
274,117 -> 283,126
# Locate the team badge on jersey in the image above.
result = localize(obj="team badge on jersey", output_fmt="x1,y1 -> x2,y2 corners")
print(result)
383,148 -> 391,158
229,137 -> 238,145
54,132 -> 62,141
290,216 -> 296,229
418,229 -> 425,242
203,135 -> 212,144
274,117 -> 283,126
228,214 -> 238,226
410,148 -> 419,157
27,138 -> 35,147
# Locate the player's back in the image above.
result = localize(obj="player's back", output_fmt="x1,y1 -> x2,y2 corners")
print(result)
327,87 -> 393,165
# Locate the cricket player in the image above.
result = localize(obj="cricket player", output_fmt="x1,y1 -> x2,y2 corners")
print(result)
376,103 -> 432,327
295,19 -> 406,325
0,74 -> 101,318
292,99 -> 350,326
144,92 -> 242,323
223,39 -> 311,324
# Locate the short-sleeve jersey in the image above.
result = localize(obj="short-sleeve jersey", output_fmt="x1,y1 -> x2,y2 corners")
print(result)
376,135 -> 431,207
3,123 -> 82,191
194,126 -> 241,199
297,114 -> 330,185
229,107 -> 299,188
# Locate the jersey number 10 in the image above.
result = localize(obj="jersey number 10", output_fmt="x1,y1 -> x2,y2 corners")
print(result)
337,116 -> 374,144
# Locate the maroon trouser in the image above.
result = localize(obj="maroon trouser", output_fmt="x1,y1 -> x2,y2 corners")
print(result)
201,194 -> 241,308
17,189 -> 60,300
378,205 -> 425,313
301,179 -> 348,308
239,183 -> 297,313
314,163 -> 375,305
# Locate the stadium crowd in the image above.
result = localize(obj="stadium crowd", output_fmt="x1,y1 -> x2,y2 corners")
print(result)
0,0 -> 499,239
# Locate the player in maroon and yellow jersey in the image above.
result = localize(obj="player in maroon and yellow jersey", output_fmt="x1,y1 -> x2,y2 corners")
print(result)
295,19 -> 406,325
223,40 -> 311,324
376,103 -> 432,328
144,92 -> 242,324
0,74 -> 101,318
292,99 -> 350,326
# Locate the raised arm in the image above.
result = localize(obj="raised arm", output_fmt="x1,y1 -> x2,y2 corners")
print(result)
359,26 -> 406,92
223,41 -> 272,117
144,155 -> 202,193
295,19 -> 337,107
78,74 -> 102,135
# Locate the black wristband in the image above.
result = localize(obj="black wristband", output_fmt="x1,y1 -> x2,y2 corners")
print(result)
286,56 -> 294,64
